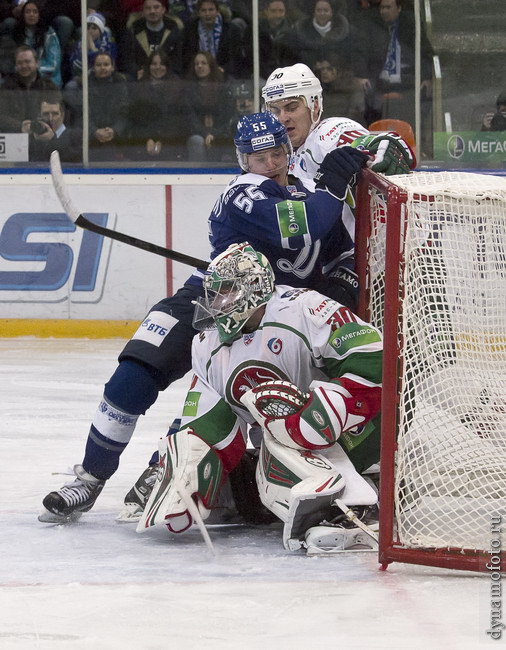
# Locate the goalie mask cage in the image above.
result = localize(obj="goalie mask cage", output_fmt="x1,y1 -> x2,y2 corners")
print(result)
355,169 -> 506,573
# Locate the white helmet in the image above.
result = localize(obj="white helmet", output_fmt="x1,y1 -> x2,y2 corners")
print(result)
262,63 -> 323,126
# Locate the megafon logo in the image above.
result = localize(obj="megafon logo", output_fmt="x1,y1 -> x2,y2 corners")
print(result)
447,135 -> 465,159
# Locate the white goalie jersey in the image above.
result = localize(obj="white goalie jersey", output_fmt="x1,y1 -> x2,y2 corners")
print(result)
178,286 -> 383,468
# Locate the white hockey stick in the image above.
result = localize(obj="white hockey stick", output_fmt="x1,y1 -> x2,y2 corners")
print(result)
333,498 -> 379,544
175,479 -> 217,557
49,150 -> 209,269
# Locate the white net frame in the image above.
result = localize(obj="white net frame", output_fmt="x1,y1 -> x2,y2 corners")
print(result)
361,170 -> 506,568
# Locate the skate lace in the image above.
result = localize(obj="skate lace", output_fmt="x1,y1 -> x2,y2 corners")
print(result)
58,479 -> 96,507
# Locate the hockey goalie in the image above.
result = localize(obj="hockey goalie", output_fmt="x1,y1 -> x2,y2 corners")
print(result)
137,242 -> 382,553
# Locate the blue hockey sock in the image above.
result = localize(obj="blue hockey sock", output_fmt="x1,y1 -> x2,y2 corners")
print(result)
82,360 -> 161,480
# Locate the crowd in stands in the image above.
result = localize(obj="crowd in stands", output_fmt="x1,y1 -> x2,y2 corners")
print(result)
0,0 -> 436,163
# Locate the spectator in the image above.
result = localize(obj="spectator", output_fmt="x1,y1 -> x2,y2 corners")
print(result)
0,1 -> 17,76
12,0 -> 62,87
229,79 -> 255,118
0,0 -> 14,32
258,0 -> 293,78
38,1 -> 80,50
481,91 -> 506,132
0,45 -> 57,132
129,0 -> 183,78
0,0 -> 13,27
88,52 -> 129,161
282,0 -> 366,77
69,13 -> 117,77
314,55 -> 365,125
29,94 -> 82,162
182,0 -> 244,78
184,50 -> 234,161
92,1 -> 138,79
127,49 -> 186,161
170,0 -> 198,26
223,79 -> 256,146
360,0 -> 433,128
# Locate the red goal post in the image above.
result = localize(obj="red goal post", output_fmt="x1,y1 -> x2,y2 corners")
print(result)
355,168 -> 506,573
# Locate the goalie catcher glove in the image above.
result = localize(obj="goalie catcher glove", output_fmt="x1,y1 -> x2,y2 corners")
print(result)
241,380 -> 357,451
351,132 -> 416,175
313,146 -> 369,200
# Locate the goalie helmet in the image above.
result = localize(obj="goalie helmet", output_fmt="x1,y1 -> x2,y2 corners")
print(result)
261,63 -> 323,127
193,242 -> 275,343
234,111 -> 292,172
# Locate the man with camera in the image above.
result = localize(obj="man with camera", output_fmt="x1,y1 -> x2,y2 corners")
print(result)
29,97 -> 82,163
0,45 -> 57,134
481,90 -> 506,132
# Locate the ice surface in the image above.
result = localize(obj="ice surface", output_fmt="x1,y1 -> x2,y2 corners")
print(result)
0,339 -> 493,649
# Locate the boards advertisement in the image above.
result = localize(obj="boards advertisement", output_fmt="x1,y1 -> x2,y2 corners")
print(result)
0,175 -> 229,328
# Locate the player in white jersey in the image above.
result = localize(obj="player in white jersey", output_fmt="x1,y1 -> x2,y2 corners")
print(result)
261,63 -> 416,181
138,242 -> 382,552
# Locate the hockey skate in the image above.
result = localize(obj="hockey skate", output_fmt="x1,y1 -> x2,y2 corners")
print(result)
304,505 -> 379,555
116,464 -> 159,523
38,464 -> 105,524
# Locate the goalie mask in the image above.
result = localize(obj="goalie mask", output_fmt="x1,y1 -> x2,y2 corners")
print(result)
193,242 -> 275,343
262,63 -> 323,128
234,111 -> 292,172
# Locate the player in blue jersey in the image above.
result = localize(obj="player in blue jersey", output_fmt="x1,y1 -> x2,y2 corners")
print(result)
39,112 -> 369,524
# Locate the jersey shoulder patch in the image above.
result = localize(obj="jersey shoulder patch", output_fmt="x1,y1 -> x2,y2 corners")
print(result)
277,286 -> 311,302
304,292 -> 341,328
314,118 -> 368,148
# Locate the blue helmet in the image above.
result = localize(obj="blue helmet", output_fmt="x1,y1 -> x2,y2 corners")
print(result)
234,111 -> 292,172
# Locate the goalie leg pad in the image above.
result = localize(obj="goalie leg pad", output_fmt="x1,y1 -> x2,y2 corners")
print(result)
136,430 -> 225,534
255,431 -> 346,551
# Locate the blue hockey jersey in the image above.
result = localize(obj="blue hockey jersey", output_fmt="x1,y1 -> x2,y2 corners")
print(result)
187,171 -> 355,289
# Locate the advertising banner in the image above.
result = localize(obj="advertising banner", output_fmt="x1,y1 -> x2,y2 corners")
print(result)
0,177 -> 228,323
434,131 -> 506,164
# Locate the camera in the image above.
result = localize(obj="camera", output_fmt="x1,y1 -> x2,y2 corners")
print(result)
490,111 -> 506,132
31,119 -> 49,135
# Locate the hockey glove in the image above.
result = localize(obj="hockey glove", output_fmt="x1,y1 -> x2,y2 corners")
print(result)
314,146 -> 369,200
241,380 -> 348,451
351,133 -> 415,175
316,266 -> 359,311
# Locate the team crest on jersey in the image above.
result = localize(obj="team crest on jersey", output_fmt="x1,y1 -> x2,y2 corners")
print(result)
226,361 -> 289,408
267,337 -> 283,354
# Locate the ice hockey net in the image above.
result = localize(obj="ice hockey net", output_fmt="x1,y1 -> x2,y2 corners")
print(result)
355,169 -> 506,572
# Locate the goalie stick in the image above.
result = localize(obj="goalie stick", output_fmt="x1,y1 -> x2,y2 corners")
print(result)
333,497 -> 379,544
49,150 -> 210,269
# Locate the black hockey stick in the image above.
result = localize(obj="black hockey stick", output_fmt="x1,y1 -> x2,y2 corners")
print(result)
49,150 -> 210,269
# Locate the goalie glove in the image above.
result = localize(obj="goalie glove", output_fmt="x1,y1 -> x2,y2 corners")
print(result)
313,146 -> 369,200
240,380 -> 359,451
351,132 -> 416,175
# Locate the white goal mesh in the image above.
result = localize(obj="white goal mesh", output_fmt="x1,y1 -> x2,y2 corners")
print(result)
366,171 -> 506,555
